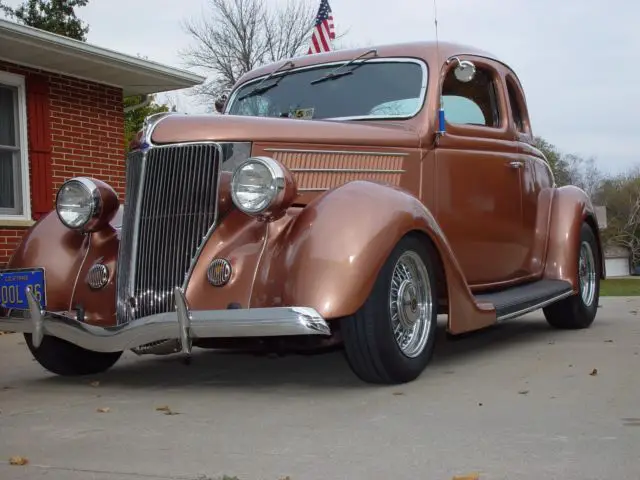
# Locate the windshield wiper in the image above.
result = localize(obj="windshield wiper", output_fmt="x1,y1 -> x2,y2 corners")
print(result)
310,49 -> 378,85
237,60 -> 296,101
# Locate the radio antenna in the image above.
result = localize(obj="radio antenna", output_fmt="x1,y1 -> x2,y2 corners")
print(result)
433,0 -> 446,136
433,0 -> 440,62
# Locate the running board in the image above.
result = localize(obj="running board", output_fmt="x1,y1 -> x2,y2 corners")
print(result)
474,279 -> 574,321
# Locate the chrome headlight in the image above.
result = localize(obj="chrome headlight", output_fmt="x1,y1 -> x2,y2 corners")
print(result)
55,178 -> 101,230
231,157 -> 286,214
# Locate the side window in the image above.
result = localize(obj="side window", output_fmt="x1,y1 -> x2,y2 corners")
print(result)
442,64 -> 501,128
441,95 -> 485,125
506,79 -> 525,132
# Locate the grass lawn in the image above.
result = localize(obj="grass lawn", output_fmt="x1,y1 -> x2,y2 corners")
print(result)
600,278 -> 640,296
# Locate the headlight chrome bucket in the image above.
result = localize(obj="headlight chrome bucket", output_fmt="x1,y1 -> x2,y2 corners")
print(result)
55,177 -> 120,232
230,156 -> 297,221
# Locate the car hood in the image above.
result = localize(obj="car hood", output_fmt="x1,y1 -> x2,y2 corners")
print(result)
150,114 -> 420,148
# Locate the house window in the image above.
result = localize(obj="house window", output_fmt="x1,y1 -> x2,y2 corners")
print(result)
0,71 -> 30,220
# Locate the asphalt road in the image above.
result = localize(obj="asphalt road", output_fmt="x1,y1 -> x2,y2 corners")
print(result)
1,297 -> 639,480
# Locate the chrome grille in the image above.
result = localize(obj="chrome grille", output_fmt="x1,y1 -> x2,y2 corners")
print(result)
116,144 -> 221,325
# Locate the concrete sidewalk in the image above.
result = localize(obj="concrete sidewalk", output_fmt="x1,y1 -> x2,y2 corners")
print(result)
1,297 -> 639,480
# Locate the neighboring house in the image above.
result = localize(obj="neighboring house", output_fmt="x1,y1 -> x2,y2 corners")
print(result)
0,19 -> 204,266
604,244 -> 632,278
594,205 -> 632,277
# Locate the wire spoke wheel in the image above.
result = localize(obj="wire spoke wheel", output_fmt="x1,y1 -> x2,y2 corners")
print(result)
341,235 -> 439,384
578,240 -> 597,307
389,251 -> 433,358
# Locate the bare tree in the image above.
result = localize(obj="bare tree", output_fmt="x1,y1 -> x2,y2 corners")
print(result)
182,0 -> 333,107
562,153 -> 604,200
534,137 -> 604,199
595,165 -> 640,268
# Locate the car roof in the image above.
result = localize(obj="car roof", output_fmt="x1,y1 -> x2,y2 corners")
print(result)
235,41 -> 501,86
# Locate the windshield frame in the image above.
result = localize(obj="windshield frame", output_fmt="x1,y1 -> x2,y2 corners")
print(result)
223,56 -> 429,122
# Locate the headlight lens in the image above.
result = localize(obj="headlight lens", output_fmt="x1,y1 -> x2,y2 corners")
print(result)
56,179 -> 100,229
231,159 -> 279,214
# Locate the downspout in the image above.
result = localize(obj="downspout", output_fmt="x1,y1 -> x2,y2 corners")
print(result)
123,94 -> 151,113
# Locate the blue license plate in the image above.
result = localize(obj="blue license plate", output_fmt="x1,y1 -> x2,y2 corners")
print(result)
0,269 -> 46,310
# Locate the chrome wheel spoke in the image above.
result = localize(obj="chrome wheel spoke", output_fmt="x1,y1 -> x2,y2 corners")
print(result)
388,251 -> 433,358
578,241 -> 596,307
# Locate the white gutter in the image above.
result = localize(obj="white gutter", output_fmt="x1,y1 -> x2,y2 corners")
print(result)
0,18 -> 205,86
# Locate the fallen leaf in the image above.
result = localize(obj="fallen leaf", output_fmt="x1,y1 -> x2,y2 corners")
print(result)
9,456 -> 29,466
569,364 -> 573,368
548,340 -> 555,345
392,392 -> 404,396
604,339 -> 614,343
452,473 -> 480,480
1,386 -> 15,390
89,381 -> 100,387
590,368 -> 598,376
96,407 -> 110,413
518,390 -> 529,395
156,405 -> 180,415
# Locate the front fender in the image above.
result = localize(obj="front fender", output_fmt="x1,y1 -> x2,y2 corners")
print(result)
544,185 -> 605,289
6,211 -> 87,313
251,181 -> 496,333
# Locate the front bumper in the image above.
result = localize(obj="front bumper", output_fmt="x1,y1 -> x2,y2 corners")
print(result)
0,287 -> 331,353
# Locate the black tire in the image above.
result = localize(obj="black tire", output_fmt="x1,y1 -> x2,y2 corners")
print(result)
341,235 -> 439,384
24,333 -> 122,376
543,222 -> 600,329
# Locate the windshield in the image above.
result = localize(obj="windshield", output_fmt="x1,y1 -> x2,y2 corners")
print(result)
226,60 -> 427,121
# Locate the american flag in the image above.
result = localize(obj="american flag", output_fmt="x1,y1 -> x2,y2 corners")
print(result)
307,0 -> 335,54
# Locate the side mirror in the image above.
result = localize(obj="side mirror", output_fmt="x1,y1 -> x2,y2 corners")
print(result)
214,91 -> 229,113
447,57 -> 476,83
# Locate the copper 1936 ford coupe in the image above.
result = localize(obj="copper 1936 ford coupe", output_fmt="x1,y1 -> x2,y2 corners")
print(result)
0,42 -> 604,384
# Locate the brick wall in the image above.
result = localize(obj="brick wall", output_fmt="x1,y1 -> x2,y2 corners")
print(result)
0,229 -> 24,268
0,60 -> 125,266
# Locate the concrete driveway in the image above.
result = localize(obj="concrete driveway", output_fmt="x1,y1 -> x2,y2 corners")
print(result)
1,297 -> 639,480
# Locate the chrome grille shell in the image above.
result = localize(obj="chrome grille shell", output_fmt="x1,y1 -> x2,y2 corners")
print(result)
116,143 -> 222,325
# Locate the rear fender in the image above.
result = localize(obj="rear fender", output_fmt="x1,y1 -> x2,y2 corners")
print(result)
544,185 -> 605,288
250,181 -> 496,334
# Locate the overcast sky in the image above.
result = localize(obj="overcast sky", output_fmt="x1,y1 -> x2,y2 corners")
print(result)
3,0 -> 638,173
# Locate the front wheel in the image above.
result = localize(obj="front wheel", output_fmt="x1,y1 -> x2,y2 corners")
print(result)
25,334 -> 122,376
543,222 -> 600,329
341,235 -> 438,384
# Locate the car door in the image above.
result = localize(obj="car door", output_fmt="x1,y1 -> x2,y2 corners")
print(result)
504,73 -> 553,278
434,56 -> 529,287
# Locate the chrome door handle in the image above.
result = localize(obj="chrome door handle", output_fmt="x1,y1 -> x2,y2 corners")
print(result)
508,161 -> 524,169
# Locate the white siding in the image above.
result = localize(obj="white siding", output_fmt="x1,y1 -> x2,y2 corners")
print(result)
605,257 -> 630,277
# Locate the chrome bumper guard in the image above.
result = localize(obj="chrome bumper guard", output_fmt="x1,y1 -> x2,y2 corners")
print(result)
0,287 -> 331,353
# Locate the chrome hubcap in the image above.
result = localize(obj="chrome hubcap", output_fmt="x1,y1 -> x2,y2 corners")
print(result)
579,241 -> 596,307
389,251 -> 433,358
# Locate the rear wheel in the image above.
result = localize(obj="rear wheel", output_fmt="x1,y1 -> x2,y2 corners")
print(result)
341,235 -> 438,384
543,222 -> 600,329
25,334 -> 122,376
